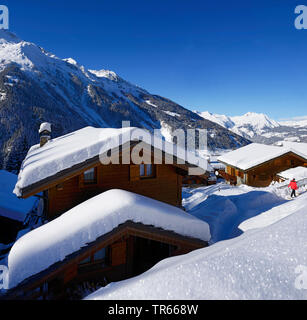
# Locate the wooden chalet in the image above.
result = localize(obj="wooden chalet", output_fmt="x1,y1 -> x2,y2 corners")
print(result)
217,143 -> 307,187
3,190 -> 209,300
15,125 -> 208,220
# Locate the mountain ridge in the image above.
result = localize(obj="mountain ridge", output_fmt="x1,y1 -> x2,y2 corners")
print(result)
0,30 -> 250,172
196,110 -> 307,144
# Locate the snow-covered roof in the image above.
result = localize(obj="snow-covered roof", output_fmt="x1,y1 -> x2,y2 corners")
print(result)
14,126 -> 208,197
0,170 -> 36,222
280,141 -> 307,157
277,166 -> 307,181
7,189 -> 210,289
217,143 -> 307,171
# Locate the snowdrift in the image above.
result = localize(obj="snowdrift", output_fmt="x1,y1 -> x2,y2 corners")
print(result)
86,192 -> 307,300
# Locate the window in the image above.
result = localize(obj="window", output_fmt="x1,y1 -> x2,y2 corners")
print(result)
140,164 -> 155,178
93,247 -> 106,261
140,164 -> 145,177
146,164 -> 153,176
78,246 -> 109,272
79,255 -> 91,265
83,167 -> 97,184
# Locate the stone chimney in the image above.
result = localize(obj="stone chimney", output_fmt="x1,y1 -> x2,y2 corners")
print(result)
39,122 -> 51,147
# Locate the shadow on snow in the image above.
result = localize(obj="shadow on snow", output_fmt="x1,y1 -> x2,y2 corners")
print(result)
187,190 -> 287,244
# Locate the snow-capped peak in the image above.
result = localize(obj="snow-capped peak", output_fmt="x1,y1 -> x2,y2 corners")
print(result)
63,57 -> 78,66
197,110 -> 280,139
231,112 -> 280,132
88,69 -> 119,81
0,30 -> 120,85
0,30 -> 60,73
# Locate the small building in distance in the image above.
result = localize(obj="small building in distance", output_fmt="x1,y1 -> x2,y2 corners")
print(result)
276,166 -> 307,183
217,143 -> 307,187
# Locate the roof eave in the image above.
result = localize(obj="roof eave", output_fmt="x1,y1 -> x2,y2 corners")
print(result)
19,141 -> 207,198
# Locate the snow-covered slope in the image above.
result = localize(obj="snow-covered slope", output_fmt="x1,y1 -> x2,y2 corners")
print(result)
239,189 -> 307,232
86,187 -> 307,300
182,183 -> 286,244
0,30 -> 250,173
197,110 -> 307,144
195,111 -> 235,129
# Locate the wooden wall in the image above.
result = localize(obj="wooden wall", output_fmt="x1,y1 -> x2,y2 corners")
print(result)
225,153 -> 306,188
47,163 -> 182,219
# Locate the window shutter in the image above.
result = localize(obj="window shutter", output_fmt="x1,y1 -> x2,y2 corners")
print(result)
130,165 -> 140,181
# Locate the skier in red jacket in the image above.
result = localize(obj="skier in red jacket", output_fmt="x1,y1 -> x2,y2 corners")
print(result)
288,178 -> 298,198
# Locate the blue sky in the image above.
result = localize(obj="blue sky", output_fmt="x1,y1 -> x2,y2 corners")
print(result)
3,0 -> 307,119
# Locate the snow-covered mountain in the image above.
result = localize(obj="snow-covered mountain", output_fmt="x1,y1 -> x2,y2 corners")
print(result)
279,117 -> 307,128
230,112 -> 280,138
196,111 -> 280,138
195,111 -> 236,131
0,30 -> 250,172
196,110 -> 307,144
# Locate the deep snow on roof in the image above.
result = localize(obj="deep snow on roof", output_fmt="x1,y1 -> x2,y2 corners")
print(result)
7,189 -> 210,289
281,141 -> 307,157
217,143 -> 307,171
0,170 -> 36,222
14,126 -> 208,196
277,166 -> 307,181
